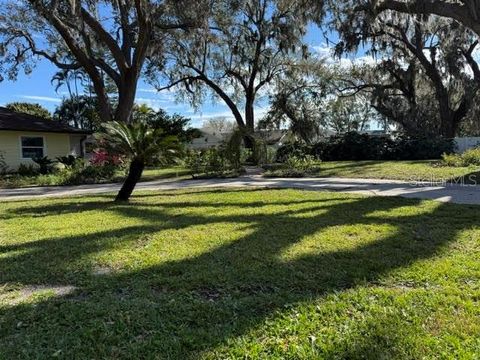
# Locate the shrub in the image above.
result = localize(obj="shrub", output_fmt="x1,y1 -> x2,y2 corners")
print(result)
264,146 -> 277,164
0,151 -> 7,174
265,155 -> 321,177
459,147 -> 480,166
90,149 -> 124,167
276,132 -> 454,162
275,142 -> 314,163
321,132 -> 393,161
185,148 -> 244,178
62,164 -> 118,185
440,147 -> 480,167
388,135 -> 454,160
284,155 -> 318,172
17,163 -> 39,176
32,157 -> 54,174
56,155 -> 79,168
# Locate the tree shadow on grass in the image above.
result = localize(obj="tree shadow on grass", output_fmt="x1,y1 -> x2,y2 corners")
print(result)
0,188 -> 476,358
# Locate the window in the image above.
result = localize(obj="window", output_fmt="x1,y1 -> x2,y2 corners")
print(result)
21,136 -> 45,159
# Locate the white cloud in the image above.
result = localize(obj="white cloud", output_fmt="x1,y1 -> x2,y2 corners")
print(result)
137,88 -> 158,93
18,95 -> 61,103
189,108 -> 268,122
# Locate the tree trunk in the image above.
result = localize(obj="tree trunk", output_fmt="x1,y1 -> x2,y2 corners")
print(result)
115,157 -> 145,202
115,74 -> 138,123
440,119 -> 456,139
244,96 -> 256,151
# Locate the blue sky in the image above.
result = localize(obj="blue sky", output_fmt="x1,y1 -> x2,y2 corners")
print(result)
0,24 -> 355,128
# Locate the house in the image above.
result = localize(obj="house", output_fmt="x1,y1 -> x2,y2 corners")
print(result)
188,129 -> 290,150
0,107 -> 92,171
188,130 -> 226,149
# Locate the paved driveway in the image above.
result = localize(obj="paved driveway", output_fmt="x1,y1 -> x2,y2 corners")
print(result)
1,176 -> 480,205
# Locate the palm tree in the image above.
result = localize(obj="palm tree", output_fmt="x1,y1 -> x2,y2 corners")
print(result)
100,121 -> 181,202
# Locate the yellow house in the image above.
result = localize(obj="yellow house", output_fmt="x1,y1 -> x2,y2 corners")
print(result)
0,107 -> 92,172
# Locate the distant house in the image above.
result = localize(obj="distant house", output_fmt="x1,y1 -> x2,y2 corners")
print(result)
188,130 -> 226,149
256,129 -> 289,147
188,129 -> 290,150
0,107 -> 92,171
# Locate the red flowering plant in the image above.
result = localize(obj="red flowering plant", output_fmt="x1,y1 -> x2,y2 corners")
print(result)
90,149 -> 125,167
90,138 -> 126,168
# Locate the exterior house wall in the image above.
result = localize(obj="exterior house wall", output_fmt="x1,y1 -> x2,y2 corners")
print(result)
0,130 -> 73,171
188,132 -> 225,149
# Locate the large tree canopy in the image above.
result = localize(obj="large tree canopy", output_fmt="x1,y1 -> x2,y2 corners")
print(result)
373,0 -> 480,37
0,0 -> 209,123
5,102 -> 51,119
155,0 -> 323,147
330,2 -> 480,137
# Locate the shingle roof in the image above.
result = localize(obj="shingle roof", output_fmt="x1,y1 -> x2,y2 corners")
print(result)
0,107 -> 92,134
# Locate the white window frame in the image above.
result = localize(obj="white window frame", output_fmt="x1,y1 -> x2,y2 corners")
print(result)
19,135 -> 46,160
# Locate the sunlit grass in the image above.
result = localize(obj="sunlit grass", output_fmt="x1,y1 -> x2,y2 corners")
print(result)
267,160 -> 480,182
0,188 -> 479,358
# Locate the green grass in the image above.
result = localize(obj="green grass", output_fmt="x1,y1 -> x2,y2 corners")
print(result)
267,160 -> 480,182
1,189 -> 479,358
0,166 -> 188,188
123,166 -> 190,182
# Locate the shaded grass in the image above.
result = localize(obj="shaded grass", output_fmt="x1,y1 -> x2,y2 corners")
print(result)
266,160 -> 480,183
0,188 -> 479,358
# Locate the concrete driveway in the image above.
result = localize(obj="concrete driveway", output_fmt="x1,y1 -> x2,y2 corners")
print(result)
1,175 -> 480,205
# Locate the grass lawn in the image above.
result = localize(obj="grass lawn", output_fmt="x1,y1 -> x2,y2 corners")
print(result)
124,166 -> 190,182
267,160 -> 480,183
1,188 -> 479,358
0,166 -> 189,189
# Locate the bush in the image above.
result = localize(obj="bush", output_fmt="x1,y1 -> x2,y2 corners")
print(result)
458,148 -> 480,166
265,155 -> 321,177
17,163 -> 39,176
275,142 -> 314,163
185,148 -> 244,178
276,132 -> 454,162
440,147 -> 480,167
57,155 -> 80,168
388,135 -> 454,160
0,151 -> 7,174
32,157 -> 54,175
66,164 -> 118,184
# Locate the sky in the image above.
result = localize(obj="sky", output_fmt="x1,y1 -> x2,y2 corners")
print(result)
0,24 -> 364,128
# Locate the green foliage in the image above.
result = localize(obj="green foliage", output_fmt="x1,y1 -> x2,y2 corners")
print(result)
32,156 -> 54,175
133,105 -> 200,143
5,102 -> 51,119
56,155 -> 81,168
99,120 -> 181,165
65,164 -> 118,185
266,154 -> 320,177
185,148 -> 244,178
54,96 -> 101,130
283,154 -> 320,176
277,133 -> 454,162
17,163 -> 38,177
275,142 -> 315,163
0,151 -> 7,174
441,148 -> 480,167
314,132 -> 395,161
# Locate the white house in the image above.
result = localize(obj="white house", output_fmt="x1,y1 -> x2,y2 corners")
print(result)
0,107 -> 92,172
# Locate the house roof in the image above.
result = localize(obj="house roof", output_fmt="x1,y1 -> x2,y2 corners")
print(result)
0,107 -> 92,134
